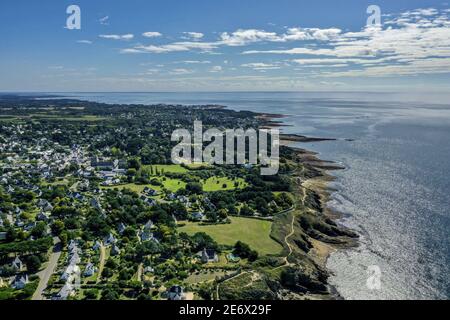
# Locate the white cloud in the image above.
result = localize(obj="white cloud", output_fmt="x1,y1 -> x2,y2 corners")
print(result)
77,40 -> 93,44
210,66 -> 223,72
178,60 -> 211,64
116,7 -> 450,80
138,68 -> 160,75
170,68 -> 194,75
120,48 -> 142,54
99,16 -> 109,25
132,41 -> 218,53
241,63 -> 281,70
320,58 -> 450,77
243,8 -> 450,77
142,32 -> 162,38
122,26 -> 348,54
99,34 -> 134,40
219,27 -> 342,45
220,29 -> 281,46
283,27 -> 342,41
401,8 -> 438,17
182,32 -> 204,40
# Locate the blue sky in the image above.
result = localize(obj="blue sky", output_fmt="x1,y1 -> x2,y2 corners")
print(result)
0,0 -> 449,92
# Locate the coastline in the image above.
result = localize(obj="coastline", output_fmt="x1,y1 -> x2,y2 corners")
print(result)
258,112 -> 359,299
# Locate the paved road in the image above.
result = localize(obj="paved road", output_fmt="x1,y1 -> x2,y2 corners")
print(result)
32,237 -> 62,300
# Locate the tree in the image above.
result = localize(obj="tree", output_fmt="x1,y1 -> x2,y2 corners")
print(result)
227,205 -> 238,216
51,220 -> 65,236
119,269 -> 133,281
6,227 -> 18,242
186,182 -> 202,195
51,206 -> 79,218
84,289 -> 98,300
86,214 -> 110,237
128,158 -> 141,170
31,222 -> 47,239
239,204 -> 254,217
101,287 -> 119,300
275,192 -> 293,209
137,293 -> 152,300
25,255 -> 42,273
233,241 -> 258,262
105,258 -> 118,269
206,211 -> 218,222
217,209 -> 228,220
191,232 -> 218,252
255,197 -> 269,216
126,168 -> 137,180
102,267 -> 114,279
59,232 -> 68,247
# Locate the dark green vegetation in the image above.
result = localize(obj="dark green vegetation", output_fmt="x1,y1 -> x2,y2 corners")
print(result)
0,95 -> 356,300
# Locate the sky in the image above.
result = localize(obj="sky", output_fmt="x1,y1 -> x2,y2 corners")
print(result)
0,0 -> 449,92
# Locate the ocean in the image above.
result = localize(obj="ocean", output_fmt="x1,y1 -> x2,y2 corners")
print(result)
55,91 -> 450,300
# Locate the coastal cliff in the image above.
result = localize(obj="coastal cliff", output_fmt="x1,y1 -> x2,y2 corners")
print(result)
215,112 -> 358,300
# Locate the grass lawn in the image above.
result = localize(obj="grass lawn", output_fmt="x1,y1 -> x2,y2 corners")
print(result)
143,164 -> 188,174
159,177 -> 187,192
178,217 -> 282,256
101,183 -> 147,193
42,178 -> 69,187
184,163 -> 211,170
101,177 -> 186,193
202,177 -> 247,192
31,114 -> 107,121
0,116 -> 19,122
185,270 -> 228,284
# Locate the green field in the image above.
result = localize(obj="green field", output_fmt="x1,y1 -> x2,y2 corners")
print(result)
185,270 -> 228,284
143,164 -> 188,174
202,177 -> 247,192
101,177 -> 186,193
178,217 -> 282,256
158,177 -> 187,192
100,176 -> 245,194
0,114 -> 106,122
184,163 -> 211,170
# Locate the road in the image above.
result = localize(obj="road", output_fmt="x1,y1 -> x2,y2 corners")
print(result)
32,237 -> 62,300
136,263 -> 143,282
97,244 -> 106,283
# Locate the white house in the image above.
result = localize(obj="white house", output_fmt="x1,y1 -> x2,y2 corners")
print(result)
104,233 -> 117,246
117,223 -> 126,235
167,285 -> 186,300
199,248 -> 219,264
191,212 -> 205,221
144,220 -> 154,230
12,257 -> 24,271
12,275 -> 28,290
54,283 -> 74,300
111,245 -> 121,256
83,263 -> 96,277
93,241 -> 102,251
36,211 -> 49,221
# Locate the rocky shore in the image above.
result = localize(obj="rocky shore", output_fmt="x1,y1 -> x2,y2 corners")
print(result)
259,113 -> 359,300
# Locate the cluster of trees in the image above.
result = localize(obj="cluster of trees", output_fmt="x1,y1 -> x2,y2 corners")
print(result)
0,237 -> 53,256
0,254 -> 43,276
233,241 -> 258,262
